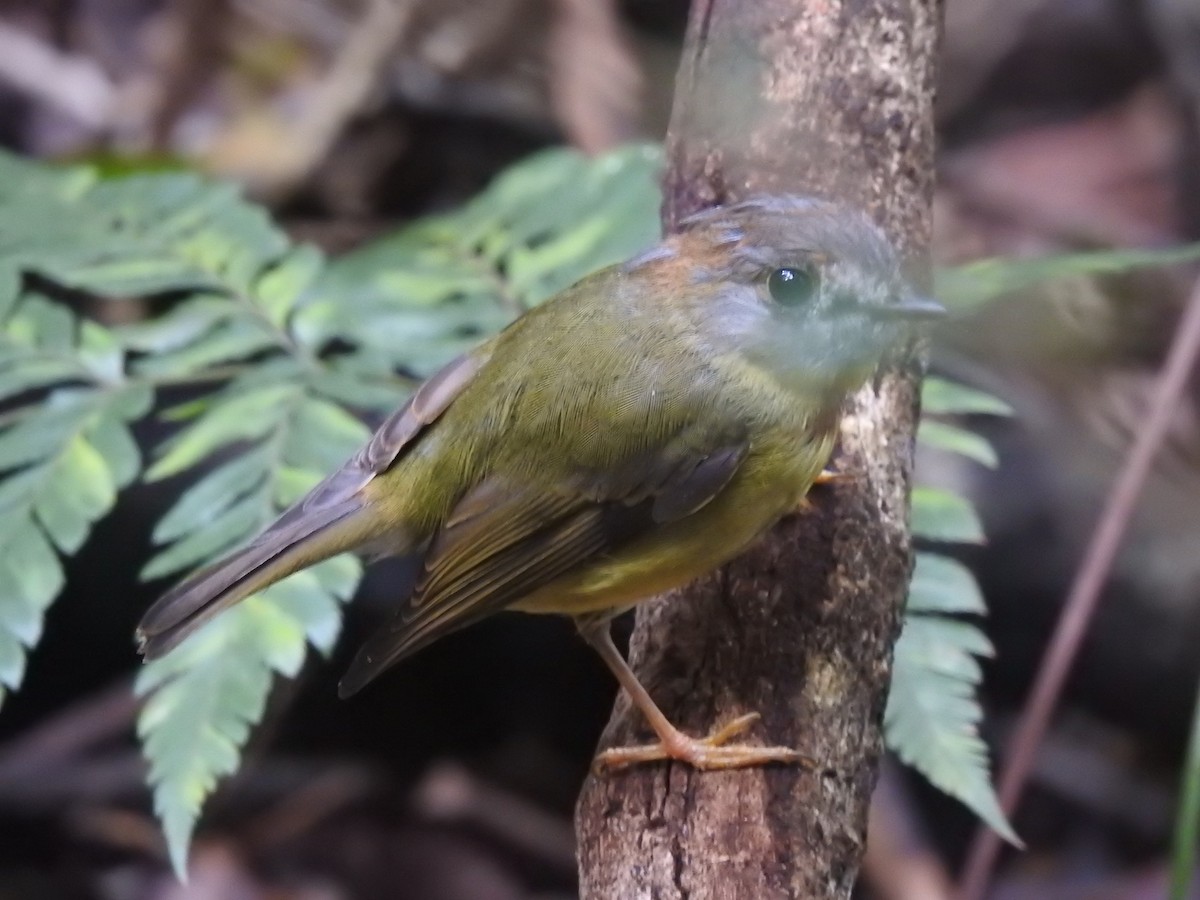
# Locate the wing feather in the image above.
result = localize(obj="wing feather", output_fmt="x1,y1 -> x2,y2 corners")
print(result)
338,436 -> 748,696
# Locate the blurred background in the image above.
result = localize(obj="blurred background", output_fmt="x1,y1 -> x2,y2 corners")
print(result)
0,0 -> 1199,897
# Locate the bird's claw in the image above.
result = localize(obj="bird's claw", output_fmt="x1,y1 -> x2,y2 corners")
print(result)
592,712 -> 812,773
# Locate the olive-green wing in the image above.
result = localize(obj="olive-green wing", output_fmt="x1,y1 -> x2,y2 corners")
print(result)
338,437 -> 748,696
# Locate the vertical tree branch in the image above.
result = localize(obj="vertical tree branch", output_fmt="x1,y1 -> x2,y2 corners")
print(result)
575,1 -> 941,898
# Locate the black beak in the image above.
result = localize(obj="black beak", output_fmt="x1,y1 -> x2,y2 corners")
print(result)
868,294 -> 946,322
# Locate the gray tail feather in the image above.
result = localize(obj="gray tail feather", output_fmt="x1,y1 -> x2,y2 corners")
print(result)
136,501 -> 363,660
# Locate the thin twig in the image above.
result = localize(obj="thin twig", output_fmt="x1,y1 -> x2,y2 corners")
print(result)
148,0 -> 232,149
0,679 -> 137,785
957,273 -> 1200,900
239,765 -> 377,851
233,0 -> 346,46
0,21 -> 115,128
413,762 -> 576,873
256,0 -> 414,200
865,759 -> 954,900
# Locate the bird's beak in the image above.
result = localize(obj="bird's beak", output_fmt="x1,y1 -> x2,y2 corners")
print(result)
869,294 -> 946,322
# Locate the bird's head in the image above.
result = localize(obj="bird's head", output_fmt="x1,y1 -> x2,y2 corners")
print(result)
651,196 -> 942,392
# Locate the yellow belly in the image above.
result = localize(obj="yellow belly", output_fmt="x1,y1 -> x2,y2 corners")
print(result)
511,436 -> 831,616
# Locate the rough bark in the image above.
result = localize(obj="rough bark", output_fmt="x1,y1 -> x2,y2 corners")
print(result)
575,1 -> 940,899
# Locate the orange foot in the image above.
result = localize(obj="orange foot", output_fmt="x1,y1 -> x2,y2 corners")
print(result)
592,713 -> 812,773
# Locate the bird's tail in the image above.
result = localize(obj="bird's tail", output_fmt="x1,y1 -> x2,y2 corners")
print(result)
136,498 -> 370,660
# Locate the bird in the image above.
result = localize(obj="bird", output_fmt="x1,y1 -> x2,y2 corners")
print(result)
136,195 -> 941,772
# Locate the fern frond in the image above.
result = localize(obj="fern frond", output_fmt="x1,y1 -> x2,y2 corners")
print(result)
301,144 -> 664,378
135,554 -> 359,878
936,242 -> 1200,311
888,606 -> 1019,844
135,357 -> 371,878
889,373 -> 1017,841
126,143 -> 668,875
0,294 -> 147,704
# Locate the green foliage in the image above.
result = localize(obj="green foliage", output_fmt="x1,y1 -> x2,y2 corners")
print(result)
1171,683 -> 1200,898
0,147 -> 387,875
305,143 -> 664,377
0,294 -> 148,703
922,376 -> 1014,416
888,372 -> 1017,840
887,605 -> 1019,844
4,138 -> 1192,871
936,243 -> 1200,311
911,485 -> 986,543
0,143 -> 664,877
136,556 -> 359,876
889,237 -> 1197,851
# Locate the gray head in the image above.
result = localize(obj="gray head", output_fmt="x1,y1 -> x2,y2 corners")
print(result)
670,196 -> 941,388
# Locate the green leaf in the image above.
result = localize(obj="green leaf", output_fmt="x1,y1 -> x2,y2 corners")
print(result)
0,629 -> 25,699
314,144 -> 663,369
136,557 -> 361,877
0,359 -> 82,398
309,553 -> 361,602
78,321 -> 125,382
1170,680 -> 1200,899
142,495 -> 263,580
937,242 -> 1200,311
0,264 -> 19,322
19,294 -> 74,350
152,450 -> 270,543
0,288 -> 147,706
287,397 -> 370,472
912,486 -> 985,543
308,358 -> 411,412
261,569 -> 341,655
0,151 -> 315,415
0,379 -> 143,703
0,398 -> 93,472
134,321 -> 278,379
136,370 -> 367,875
887,614 -> 1019,845
86,414 -> 142,488
136,600 -> 279,879
921,377 -> 1014,416
147,385 -> 296,479
254,245 -> 324,327
902,367 -> 1010,843
3,521 -> 63,621
0,558 -> 46,646
34,436 -> 116,552
908,553 -> 986,615
117,297 -> 231,353
917,420 -> 999,468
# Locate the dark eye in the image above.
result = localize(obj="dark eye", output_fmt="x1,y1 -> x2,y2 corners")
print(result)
767,266 -> 819,306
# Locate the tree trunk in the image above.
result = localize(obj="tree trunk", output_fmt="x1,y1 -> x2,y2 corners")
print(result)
575,1 -> 941,898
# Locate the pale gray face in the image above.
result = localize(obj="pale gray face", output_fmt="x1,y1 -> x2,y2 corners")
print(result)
679,196 -> 941,386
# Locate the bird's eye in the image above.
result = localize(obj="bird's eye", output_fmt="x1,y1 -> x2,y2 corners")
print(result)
767,266 -> 819,306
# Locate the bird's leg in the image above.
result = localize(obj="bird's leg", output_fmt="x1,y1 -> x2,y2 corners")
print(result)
579,621 -> 810,774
